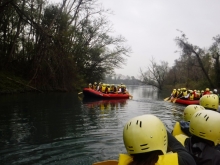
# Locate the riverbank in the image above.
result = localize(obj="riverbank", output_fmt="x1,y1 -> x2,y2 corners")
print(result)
0,72 -> 33,94
0,72 -> 85,94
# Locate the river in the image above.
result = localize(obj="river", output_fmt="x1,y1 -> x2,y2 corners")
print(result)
0,85 -> 185,165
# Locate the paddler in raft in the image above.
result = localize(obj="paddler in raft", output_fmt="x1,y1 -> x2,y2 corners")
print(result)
172,104 -> 205,137
175,110 -> 220,165
172,94 -> 220,136
93,82 -> 98,90
118,114 -> 196,165
88,83 -> 93,89
164,88 -> 177,101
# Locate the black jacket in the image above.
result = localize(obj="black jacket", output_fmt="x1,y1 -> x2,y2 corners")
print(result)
167,132 -> 196,165
184,136 -> 220,165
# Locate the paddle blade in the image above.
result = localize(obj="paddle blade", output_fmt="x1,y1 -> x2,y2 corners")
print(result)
129,95 -> 133,99
172,98 -> 177,103
78,92 -> 83,95
164,97 -> 169,101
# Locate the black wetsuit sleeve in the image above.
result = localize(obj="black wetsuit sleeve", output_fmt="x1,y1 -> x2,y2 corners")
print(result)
167,131 -> 196,165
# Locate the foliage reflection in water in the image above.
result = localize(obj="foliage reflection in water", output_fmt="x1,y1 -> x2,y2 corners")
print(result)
0,86 -> 185,165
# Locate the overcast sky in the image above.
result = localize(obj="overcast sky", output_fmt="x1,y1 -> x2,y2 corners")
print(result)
51,0 -> 220,78
99,0 -> 220,78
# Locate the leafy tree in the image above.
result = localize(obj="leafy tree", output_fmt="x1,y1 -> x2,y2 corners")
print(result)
0,0 -> 131,91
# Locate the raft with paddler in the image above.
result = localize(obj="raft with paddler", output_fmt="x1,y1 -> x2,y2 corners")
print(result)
164,88 -> 213,105
81,82 -> 133,99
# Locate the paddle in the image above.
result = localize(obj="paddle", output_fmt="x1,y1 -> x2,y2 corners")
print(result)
129,94 -> 133,99
78,92 -> 83,95
172,98 -> 177,103
164,97 -> 170,101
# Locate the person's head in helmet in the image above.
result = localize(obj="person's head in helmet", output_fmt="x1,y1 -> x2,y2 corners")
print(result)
189,110 -> 220,146
123,114 -> 167,164
199,94 -> 219,111
183,105 -> 205,122
205,88 -> 210,91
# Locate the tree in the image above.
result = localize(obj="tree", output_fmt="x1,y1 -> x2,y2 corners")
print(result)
209,35 -> 220,88
175,32 -> 215,88
0,0 -> 131,91
140,57 -> 169,90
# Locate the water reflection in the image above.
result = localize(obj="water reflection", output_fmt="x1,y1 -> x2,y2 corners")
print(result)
83,98 -> 128,111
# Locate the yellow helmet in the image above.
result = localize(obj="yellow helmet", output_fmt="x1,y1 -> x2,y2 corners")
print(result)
183,105 -> 205,122
190,110 -> 220,146
94,82 -> 97,85
199,94 -> 219,111
123,115 -> 167,155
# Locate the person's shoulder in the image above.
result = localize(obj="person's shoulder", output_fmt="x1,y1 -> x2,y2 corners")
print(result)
204,144 -> 220,157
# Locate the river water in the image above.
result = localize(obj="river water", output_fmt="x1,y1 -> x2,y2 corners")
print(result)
0,85 -> 185,165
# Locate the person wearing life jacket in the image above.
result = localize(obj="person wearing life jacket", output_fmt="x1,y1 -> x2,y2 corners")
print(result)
101,83 -> 106,93
117,85 -> 122,94
188,90 -> 195,100
104,84 -> 111,93
199,94 -> 220,112
93,82 -> 97,90
179,90 -> 190,100
172,104 -> 205,137
110,84 -> 117,93
176,88 -> 183,98
199,93 -> 220,151
175,110 -> 220,165
194,90 -> 201,100
119,114 -> 196,165
97,82 -> 102,92
168,88 -> 177,100
88,83 -> 92,89
203,88 -> 211,95
182,88 -> 188,97
121,85 -> 126,93
177,88 -> 187,98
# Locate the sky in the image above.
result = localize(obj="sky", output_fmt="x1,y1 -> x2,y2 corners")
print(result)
51,0 -> 220,78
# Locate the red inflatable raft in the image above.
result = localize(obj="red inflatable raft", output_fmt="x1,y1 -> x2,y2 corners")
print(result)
175,99 -> 199,105
83,88 -> 130,99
